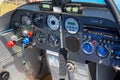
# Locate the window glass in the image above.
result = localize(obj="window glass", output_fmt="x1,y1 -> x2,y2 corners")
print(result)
0,0 -> 28,16
0,0 -> 51,16
71,0 -> 105,4
113,0 -> 120,12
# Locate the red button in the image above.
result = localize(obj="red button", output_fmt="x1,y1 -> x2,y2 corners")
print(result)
92,40 -> 97,45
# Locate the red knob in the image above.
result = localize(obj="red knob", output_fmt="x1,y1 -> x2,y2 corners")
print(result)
92,40 -> 97,45
28,31 -> 33,37
6,41 -> 16,48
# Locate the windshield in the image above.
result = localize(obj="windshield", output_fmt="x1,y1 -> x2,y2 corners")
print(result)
71,0 -> 105,4
113,0 -> 120,12
0,0 -> 50,16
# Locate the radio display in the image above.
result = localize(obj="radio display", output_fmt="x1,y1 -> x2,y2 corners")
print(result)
42,4 -> 51,9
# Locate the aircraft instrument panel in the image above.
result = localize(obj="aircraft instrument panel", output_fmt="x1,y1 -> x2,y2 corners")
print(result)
10,2 -> 120,68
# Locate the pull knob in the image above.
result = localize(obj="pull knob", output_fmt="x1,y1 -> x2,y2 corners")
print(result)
22,37 -> 31,44
28,31 -> 33,37
6,40 -> 16,48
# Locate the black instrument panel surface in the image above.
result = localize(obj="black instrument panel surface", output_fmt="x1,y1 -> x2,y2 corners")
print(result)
10,3 -> 120,67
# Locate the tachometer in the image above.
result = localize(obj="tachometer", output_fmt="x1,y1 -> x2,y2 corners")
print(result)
21,15 -> 32,25
47,15 -> 59,30
65,18 -> 79,34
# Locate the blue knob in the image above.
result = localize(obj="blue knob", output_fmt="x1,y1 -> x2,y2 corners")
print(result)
97,46 -> 109,58
22,37 -> 31,44
82,42 -> 94,55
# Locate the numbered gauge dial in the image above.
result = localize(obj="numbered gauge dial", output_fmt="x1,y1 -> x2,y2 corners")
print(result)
97,46 -> 109,58
82,42 -> 94,55
65,18 -> 79,34
21,15 -> 32,25
48,34 -> 60,48
13,21 -> 20,29
33,14 -> 43,28
47,15 -> 59,30
35,31 -> 47,44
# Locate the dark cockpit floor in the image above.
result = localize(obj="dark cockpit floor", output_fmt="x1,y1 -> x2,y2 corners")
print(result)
42,74 -> 52,80
26,74 -> 52,80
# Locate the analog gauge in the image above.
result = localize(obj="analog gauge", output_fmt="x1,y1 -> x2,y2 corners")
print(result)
21,15 -> 32,25
47,15 -> 59,30
97,46 -> 109,58
48,34 -> 60,48
35,31 -> 47,44
13,21 -> 20,29
82,42 -> 94,55
33,14 -> 43,28
65,18 -> 79,34
13,21 -> 20,28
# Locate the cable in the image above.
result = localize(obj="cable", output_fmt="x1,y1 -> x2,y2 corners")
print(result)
0,29 -> 13,35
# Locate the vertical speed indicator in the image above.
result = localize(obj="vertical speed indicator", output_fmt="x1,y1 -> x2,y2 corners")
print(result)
47,15 -> 59,30
65,18 -> 79,34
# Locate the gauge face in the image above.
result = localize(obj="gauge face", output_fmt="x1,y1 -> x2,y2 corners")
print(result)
97,46 -> 109,58
65,18 -> 79,34
48,34 -> 60,48
33,14 -> 43,28
47,15 -> 59,30
35,31 -> 47,44
82,42 -> 94,55
21,15 -> 31,25
13,21 -> 20,29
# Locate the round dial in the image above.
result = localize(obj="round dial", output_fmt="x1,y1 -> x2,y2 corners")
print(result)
65,18 -> 79,34
47,15 -> 59,30
33,14 -> 43,28
35,31 -> 47,44
97,46 -> 109,58
13,21 -> 20,28
21,15 -> 31,25
82,42 -> 94,55
48,34 -> 60,48
13,21 -> 21,29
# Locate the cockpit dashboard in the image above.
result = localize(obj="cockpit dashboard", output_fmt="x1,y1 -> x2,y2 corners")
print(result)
9,1 -> 120,68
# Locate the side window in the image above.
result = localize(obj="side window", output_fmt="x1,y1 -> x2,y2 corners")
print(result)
0,0 -> 27,16
0,0 -> 45,16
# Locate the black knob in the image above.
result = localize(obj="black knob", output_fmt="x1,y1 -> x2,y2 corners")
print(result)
0,71 -> 10,80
